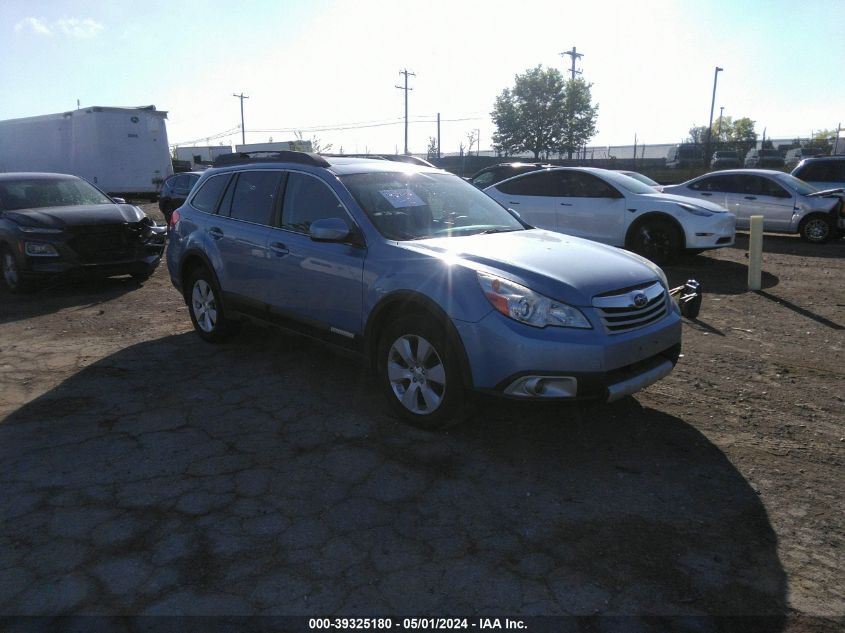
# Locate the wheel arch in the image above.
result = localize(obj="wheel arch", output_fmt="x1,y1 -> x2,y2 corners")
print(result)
624,211 -> 688,249
179,249 -> 220,302
364,291 -> 474,389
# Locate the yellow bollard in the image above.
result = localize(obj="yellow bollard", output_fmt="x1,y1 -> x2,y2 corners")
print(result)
748,215 -> 763,290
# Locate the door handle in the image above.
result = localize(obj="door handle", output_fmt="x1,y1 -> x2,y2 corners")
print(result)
508,201 -> 520,205
269,242 -> 289,256
207,227 -> 223,239
701,192 -> 713,197
560,202 -> 573,206
744,196 -> 757,200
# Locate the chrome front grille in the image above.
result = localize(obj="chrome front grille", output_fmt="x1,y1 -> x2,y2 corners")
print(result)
592,281 -> 667,333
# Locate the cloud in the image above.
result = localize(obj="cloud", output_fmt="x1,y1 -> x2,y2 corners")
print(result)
14,17 -> 53,36
55,18 -> 104,39
13,16 -> 104,39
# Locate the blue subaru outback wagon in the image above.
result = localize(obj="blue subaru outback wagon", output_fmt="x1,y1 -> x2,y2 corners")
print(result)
167,152 -> 682,428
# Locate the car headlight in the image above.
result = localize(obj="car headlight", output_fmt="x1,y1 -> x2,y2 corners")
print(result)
676,202 -> 714,217
24,242 -> 59,257
477,271 -> 591,329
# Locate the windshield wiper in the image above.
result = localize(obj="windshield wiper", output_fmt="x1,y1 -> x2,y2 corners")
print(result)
479,227 -> 521,235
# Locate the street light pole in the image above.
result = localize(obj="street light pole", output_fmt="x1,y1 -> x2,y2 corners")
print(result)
717,106 -> 724,142
704,67 -> 723,167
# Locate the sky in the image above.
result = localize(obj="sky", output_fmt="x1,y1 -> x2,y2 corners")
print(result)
2,0 -> 843,155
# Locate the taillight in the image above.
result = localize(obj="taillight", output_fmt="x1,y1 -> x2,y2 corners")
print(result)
169,209 -> 180,228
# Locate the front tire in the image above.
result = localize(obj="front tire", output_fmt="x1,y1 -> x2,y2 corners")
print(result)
185,267 -> 239,342
799,214 -> 834,244
2,246 -> 35,294
376,315 -> 465,429
628,218 -> 682,265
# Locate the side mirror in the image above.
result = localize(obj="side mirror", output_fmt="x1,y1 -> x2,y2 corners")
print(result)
309,217 -> 352,243
112,197 -> 127,204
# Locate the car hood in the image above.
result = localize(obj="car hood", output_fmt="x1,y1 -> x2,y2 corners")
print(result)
639,191 -> 729,212
398,229 -> 663,306
3,204 -> 146,229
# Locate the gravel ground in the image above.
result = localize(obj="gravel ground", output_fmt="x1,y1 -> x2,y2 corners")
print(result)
0,203 -> 842,631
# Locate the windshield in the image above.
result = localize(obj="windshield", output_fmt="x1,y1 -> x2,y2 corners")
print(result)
0,177 -> 113,211
621,171 -> 659,187
716,151 -> 737,158
778,173 -> 820,196
597,170 -> 657,195
340,171 -> 525,240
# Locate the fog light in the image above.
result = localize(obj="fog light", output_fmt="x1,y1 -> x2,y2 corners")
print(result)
504,376 -> 577,398
24,242 -> 59,257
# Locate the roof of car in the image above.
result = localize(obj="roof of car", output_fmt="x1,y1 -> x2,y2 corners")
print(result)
207,151 -> 444,177
797,155 -> 844,162
0,172 -> 79,181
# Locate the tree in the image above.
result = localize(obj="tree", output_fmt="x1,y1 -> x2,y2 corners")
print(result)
686,125 -> 709,145
491,65 -> 597,159
465,130 -> 478,156
559,78 -> 599,159
292,130 -> 333,154
426,136 -> 438,161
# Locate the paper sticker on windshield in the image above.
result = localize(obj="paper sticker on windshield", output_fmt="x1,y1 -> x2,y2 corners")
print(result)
379,189 -> 425,209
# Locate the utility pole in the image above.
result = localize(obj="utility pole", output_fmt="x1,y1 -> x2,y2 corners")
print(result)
717,106 -> 724,143
476,128 -> 481,156
436,113 -> 441,160
560,46 -> 584,81
395,69 -> 415,155
704,67 -> 723,167
233,93 -> 249,145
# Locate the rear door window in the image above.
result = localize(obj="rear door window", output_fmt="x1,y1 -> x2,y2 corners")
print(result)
224,171 -> 283,225
497,171 -> 562,196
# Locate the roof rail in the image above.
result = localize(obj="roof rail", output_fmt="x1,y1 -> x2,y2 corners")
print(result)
212,151 -> 331,168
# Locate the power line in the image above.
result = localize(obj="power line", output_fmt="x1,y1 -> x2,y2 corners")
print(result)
172,116 -> 483,147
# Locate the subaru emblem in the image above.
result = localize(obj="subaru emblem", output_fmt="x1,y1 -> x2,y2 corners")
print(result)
632,292 -> 648,308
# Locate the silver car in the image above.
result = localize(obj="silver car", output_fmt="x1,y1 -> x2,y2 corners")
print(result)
663,169 -> 845,243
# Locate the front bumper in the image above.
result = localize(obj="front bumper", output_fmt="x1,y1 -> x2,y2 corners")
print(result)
15,226 -> 165,281
685,213 -> 736,250
454,303 -> 683,401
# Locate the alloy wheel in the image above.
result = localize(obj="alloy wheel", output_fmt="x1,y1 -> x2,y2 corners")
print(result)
804,218 -> 830,242
191,279 -> 218,333
387,334 -> 447,414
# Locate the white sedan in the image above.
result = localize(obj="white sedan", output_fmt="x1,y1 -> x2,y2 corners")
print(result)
484,167 -> 735,263
663,169 -> 845,243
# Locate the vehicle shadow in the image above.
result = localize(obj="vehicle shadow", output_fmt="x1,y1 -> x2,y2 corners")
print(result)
664,255 -> 778,294
0,327 -> 787,625
729,232 -> 845,259
0,275 -> 145,324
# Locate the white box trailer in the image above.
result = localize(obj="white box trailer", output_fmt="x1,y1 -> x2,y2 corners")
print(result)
235,140 -> 313,153
0,105 -> 172,198
174,145 -> 232,167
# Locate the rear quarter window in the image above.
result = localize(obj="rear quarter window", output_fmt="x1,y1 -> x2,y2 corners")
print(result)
191,174 -> 232,213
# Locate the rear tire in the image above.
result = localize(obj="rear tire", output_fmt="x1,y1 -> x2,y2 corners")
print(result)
376,315 -> 465,430
2,246 -> 35,294
628,218 -> 682,265
798,214 -> 834,244
185,267 -> 239,342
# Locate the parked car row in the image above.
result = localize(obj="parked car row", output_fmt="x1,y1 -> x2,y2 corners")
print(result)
3,152 -> 842,428
664,144 -> 837,171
